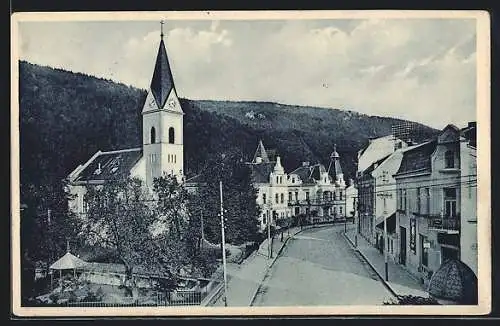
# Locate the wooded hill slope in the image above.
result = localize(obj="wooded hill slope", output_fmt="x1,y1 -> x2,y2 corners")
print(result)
19,60 -> 437,199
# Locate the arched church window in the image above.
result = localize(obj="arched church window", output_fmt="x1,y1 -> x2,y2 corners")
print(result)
169,127 -> 175,144
150,127 -> 156,144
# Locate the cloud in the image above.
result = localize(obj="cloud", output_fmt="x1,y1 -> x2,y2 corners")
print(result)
18,18 -> 477,129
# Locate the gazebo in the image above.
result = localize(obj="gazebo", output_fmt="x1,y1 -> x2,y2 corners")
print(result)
427,258 -> 478,305
49,249 -> 87,290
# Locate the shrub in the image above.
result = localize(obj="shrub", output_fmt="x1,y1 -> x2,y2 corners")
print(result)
383,295 -> 440,305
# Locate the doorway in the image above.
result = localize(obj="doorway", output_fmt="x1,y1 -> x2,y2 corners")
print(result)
400,226 -> 407,265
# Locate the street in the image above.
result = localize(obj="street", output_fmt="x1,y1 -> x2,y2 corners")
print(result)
251,225 -> 395,306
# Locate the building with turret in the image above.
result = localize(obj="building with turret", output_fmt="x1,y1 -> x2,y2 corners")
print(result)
248,141 -> 349,231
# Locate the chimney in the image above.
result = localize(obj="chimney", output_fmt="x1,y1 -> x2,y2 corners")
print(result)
255,157 -> 262,164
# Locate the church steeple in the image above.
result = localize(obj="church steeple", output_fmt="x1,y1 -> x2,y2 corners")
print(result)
150,21 -> 176,110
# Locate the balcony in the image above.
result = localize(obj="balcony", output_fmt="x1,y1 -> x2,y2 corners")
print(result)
427,216 -> 460,234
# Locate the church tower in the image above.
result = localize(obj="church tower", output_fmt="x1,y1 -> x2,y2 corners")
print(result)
142,22 -> 184,188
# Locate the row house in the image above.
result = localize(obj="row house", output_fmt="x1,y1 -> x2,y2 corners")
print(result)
249,140 -> 349,231
394,123 -> 477,286
357,136 -> 408,245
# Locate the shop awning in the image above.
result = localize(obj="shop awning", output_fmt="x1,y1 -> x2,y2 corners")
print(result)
375,213 -> 396,234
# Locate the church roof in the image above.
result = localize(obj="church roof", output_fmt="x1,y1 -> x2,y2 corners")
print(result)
150,39 -> 176,110
70,148 -> 142,183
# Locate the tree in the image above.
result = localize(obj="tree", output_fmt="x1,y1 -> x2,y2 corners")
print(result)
152,175 -> 192,277
82,177 -> 159,297
193,149 -> 261,246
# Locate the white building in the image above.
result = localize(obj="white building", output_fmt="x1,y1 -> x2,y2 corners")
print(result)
249,141 -> 348,231
67,29 -> 184,215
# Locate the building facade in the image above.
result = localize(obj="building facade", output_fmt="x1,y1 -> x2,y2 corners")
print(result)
249,141 -> 348,231
394,124 -> 477,286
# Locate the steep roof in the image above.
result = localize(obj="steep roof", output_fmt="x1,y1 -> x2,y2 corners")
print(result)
70,148 -> 142,183
252,140 -> 270,163
150,39 -> 176,110
249,162 -> 275,183
395,140 -> 436,176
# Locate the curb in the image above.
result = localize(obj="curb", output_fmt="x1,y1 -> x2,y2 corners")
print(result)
342,231 -> 397,298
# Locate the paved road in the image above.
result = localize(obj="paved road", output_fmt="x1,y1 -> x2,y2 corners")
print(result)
251,225 -> 395,306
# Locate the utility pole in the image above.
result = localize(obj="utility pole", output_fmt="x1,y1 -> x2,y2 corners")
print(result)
267,210 -> 273,259
377,171 -> 392,282
200,208 -> 205,250
219,181 -> 228,307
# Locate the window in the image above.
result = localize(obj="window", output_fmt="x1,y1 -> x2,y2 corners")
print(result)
444,188 -> 457,218
262,193 -> 266,204
424,188 -> 430,214
288,192 -> 292,202
295,191 -> 299,201
305,191 -> 310,201
168,127 -> 175,144
333,207 -> 337,215
276,176 -> 279,184
339,206 -> 343,215
416,187 -> 421,213
402,189 -> 407,211
420,235 -> 429,267
339,191 -> 343,200
292,177 -> 295,183
174,155 -> 176,164
150,127 -> 156,144
280,176 -> 283,184
445,150 -> 454,168
275,193 -> 279,204
334,192 -> 337,200
263,216 -> 267,224
280,193 -> 284,204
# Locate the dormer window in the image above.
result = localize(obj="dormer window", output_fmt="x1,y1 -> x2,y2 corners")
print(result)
445,150 -> 455,168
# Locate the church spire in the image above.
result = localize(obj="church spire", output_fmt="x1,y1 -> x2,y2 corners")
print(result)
150,20 -> 176,110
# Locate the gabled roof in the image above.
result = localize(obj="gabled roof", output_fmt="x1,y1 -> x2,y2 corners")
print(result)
358,135 -> 404,174
150,39 -> 176,110
290,163 -> 329,185
395,140 -> 437,176
70,148 -> 143,183
249,162 -> 275,183
461,123 -> 476,148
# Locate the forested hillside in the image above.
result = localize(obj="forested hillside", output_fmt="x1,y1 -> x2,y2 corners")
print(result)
19,60 -> 437,204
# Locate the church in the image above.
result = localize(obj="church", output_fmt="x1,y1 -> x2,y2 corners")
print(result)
67,25 -> 184,215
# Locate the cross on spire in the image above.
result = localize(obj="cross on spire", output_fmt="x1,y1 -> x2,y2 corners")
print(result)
160,20 -> 165,40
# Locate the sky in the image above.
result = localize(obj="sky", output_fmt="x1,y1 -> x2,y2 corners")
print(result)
17,18 -> 477,129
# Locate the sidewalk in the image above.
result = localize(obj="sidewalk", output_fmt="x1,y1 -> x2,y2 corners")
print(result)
344,225 -> 429,297
212,226 -> 302,306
